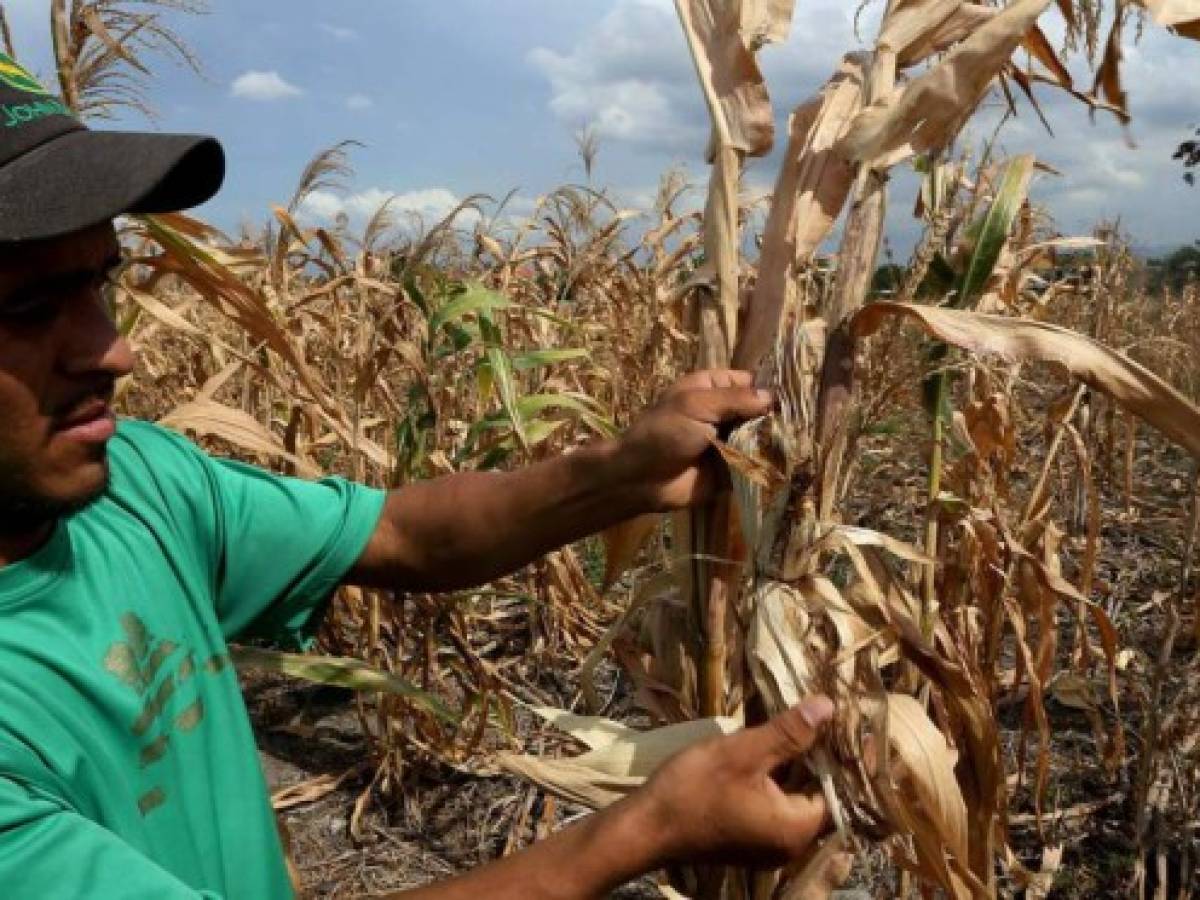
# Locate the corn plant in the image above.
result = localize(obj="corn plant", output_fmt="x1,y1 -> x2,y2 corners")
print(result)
502,3 -> 1200,899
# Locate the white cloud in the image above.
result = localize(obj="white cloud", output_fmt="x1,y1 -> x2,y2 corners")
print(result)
527,0 -> 697,151
298,187 -> 485,230
319,23 -> 359,41
230,70 -> 303,101
296,191 -> 345,220
346,93 -> 374,111
528,0 -> 868,153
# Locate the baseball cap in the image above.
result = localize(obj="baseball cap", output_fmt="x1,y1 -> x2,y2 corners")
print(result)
0,51 -> 225,243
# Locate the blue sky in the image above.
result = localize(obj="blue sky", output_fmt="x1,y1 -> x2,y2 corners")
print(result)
3,0 -> 1198,252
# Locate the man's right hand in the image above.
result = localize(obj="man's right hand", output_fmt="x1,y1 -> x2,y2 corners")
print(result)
397,696 -> 836,900
633,696 -> 835,870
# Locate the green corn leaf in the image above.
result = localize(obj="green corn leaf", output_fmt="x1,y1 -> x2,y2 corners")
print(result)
476,357 -> 495,402
478,310 -> 527,450
476,445 -> 513,470
925,155 -> 1036,422
428,283 -> 512,334
230,646 -> 458,725
512,392 -> 617,437
463,391 -> 617,453
510,348 -> 591,371
403,274 -> 430,317
523,418 -> 571,445
956,154 -> 1035,309
468,420 -> 573,469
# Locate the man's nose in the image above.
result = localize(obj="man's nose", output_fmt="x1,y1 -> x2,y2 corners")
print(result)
57,289 -> 136,380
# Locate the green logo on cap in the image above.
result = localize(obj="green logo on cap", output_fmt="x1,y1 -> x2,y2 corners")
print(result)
0,52 -> 50,95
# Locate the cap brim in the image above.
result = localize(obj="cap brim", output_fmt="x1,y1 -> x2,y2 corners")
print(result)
0,130 -> 225,243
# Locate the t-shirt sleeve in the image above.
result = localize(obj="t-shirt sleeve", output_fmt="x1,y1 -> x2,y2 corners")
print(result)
202,456 -> 387,646
0,776 -> 221,899
112,421 -> 387,649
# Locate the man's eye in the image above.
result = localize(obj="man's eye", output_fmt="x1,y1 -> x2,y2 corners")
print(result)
0,295 -> 61,325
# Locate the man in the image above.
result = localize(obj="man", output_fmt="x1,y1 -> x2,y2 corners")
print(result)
0,52 -> 833,898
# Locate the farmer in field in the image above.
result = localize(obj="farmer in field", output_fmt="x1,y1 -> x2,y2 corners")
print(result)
0,57 -> 835,899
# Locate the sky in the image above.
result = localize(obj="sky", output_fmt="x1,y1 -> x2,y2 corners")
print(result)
2,0 -> 1197,253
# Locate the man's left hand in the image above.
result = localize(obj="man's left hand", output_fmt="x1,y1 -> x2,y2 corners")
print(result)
616,370 -> 773,512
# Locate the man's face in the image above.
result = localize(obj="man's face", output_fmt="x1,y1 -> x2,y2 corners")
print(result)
0,223 -> 135,531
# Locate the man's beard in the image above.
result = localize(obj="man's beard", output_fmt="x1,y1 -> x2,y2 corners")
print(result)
0,468 -> 108,538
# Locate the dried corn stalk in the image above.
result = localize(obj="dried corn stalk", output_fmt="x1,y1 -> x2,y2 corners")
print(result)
673,0 -> 796,751
505,4 -> 1200,899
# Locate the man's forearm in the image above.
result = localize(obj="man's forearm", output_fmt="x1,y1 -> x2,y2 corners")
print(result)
357,440 -> 649,592
391,794 -> 665,900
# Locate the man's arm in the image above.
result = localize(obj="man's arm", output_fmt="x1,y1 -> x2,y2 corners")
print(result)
348,370 -> 773,593
390,698 -> 835,900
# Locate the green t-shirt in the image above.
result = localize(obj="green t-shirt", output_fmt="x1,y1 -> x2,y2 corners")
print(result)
0,420 -> 387,898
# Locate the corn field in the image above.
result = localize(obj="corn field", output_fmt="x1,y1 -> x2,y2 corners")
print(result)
9,0 -> 1200,897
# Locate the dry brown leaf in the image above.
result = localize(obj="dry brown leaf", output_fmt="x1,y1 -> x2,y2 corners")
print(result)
851,303 -> 1200,458
1023,24 -> 1073,89
1047,672 -> 1100,711
824,524 -> 935,566
127,287 -> 202,338
747,581 -> 821,712
738,0 -> 796,47
675,0 -> 776,160
271,767 -> 362,811
1137,0 -> 1200,36
712,435 -> 789,492
878,0 -> 963,56
677,0 -> 777,366
839,0 -> 1054,169
1090,12 -> 1130,124
159,399 -> 322,478
601,513 -> 662,591
497,714 -> 739,809
869,693 -> 976,900
897,3 -> 998,68
734,53 -> 866,374
743,573 -> 978,898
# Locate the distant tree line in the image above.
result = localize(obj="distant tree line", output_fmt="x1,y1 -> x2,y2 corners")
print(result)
1148,243 -> 1200,294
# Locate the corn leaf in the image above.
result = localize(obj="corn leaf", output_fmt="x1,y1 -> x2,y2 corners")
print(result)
959,154 -> 1036,307
478,309 -> 527,449
1137,0 -> 1200,37
509,348 -> 590,371
839,0 -> 1054,169
602,513 -> 662,591
499,714 -> 740,809
159,399 -> 321,478
877,0 -> 963,56
734,54 -> 866,373
738,0 -> 797,48
675,0 -> 776,159
852,304 -> 1200,458
428,284 -> 512,334
896,4 -> 998,68
231,646 -> 457,725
